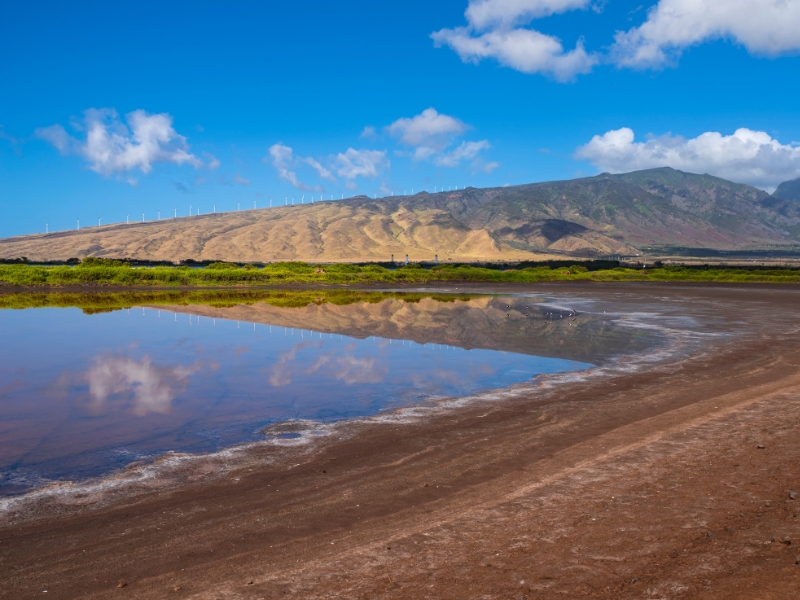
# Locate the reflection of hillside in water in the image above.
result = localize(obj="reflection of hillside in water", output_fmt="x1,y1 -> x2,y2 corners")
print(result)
158,296 -> 660,365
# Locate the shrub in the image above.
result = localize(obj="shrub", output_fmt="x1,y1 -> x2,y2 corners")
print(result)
79,257 -> 130,268
206,262 -> 240,270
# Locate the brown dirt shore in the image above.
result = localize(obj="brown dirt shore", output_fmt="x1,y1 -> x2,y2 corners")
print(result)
2,284 -> 800,599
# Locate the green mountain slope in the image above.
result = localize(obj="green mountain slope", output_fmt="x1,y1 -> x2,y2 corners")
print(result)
773,177 -> 800,202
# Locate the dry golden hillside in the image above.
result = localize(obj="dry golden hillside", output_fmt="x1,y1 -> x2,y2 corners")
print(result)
0,194 -> 620,263
4,168 -> 797,263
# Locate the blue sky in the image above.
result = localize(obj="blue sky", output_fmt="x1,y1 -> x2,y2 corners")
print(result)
2,0 -> 800,237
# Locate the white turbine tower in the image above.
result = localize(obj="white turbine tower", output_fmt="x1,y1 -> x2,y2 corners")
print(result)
174,208 -> 177,218
45,223 -> 48,234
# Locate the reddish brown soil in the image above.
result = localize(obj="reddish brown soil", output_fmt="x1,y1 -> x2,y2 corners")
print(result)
2,285 -> 800,599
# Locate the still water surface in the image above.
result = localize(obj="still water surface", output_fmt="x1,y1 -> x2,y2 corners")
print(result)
0,290 -> 654,495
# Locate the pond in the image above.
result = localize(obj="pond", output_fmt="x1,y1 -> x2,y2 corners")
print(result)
0,289 -> 657,495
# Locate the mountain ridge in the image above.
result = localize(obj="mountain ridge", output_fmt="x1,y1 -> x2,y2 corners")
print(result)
2,168 -> 800,262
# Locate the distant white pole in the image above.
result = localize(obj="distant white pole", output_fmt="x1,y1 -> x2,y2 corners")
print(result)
174,208 -> 177,218
301,195 -> 304,204
77,220 -> 80,230
190,205 -> 192,216
98,218 -> 101,227
142,213 -> 144,223
158,211 -> 160,220
254,200 -> 256,209
341,194 -> 343,199
127,215 -> 129,224
45,223 -> 48,233
213,204 -> 216,213
238,202 -> 240,211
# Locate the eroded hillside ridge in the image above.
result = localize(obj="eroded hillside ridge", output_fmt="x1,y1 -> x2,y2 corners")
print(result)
2,168 -> 799,262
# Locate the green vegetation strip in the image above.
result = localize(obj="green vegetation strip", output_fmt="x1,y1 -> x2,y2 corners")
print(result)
1,258 -> 800,289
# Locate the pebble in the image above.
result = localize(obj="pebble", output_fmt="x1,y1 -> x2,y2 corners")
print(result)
757,444 -> 765,449
783,535 -> 792,545
790,491 -> 798,500
796,556 -> 800,565
117,581 -> 127,588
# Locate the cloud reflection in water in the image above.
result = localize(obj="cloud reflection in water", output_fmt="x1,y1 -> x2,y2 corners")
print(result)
85,354 -> 202,416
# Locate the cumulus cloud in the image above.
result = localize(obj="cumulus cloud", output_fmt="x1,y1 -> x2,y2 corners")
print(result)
612,0 -> 800,69
84,354 -> 201,416
575,127 -> 800,190
35,109 -> 207,181
336,148 -> 389,179
234,173 -> 251,185
386,108 -> 468,153
385,108 -> 494,169
431,0 -> 597,81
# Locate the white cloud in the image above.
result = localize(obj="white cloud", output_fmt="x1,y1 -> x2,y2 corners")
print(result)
432,0 -> 597,81
336,148 -> 388,179
359,125 -> 377,140
333,355 -> 386,385
386,108 -> 468,152
85,354 -> 200,416
203,151 -> 221,169
268,341 -> 323,387
266,142 -> 314,190
303,156 -> 336,181
465,0 -> 591,29
475,159 -> 500,174
385,108 -> 493,169
575,127 -> 800,190
35,109 -> 206,181
434,140 -> 491,167
612,0 -> 800,69
234,173 -> 251,185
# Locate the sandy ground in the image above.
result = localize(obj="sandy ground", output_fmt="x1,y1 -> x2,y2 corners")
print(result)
1,284 -> 800,599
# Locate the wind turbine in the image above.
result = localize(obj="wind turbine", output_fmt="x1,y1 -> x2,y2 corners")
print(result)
98,218 -> 101,227
77,220 -> 80,230
174,208 -> 177,218
45,223 -> 48,233
142,213 -> 144,222
127,215 -> 129,224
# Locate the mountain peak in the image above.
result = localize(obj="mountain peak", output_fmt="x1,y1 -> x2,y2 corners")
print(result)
773,177 -> 800,201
